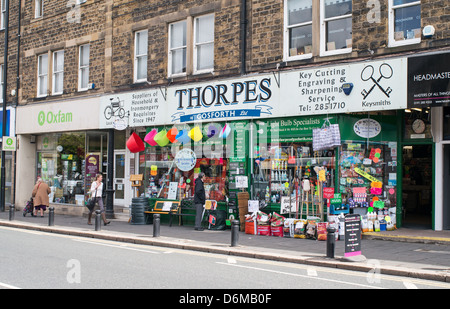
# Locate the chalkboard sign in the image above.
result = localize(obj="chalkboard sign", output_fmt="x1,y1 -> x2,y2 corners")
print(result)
344,214 -> 362,257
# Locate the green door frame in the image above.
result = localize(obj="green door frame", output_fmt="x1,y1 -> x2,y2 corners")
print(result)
397,110 -> 435,229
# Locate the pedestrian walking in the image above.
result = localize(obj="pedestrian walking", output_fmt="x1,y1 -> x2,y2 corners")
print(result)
32,177 -> 51,217
87,174 -> 110,226
194,172 -> 206,231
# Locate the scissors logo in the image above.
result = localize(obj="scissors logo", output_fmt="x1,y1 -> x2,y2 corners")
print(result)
361,63 -> 393,99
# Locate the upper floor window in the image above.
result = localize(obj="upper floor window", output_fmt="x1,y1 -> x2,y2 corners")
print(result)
284,0 -> 313,60
37,53 -> 48,97
35,0 -> 44,18
284,0 -> 351,61
168,20 -> 187,77
320,0 -> 352,56
1,0 -> 6,29
194,14 -> 214,74
134,30 -> 148,83
389,0 -> 421,47
78,44 -> 90,91
168,14 -> 214,78
52,50 -> 64,95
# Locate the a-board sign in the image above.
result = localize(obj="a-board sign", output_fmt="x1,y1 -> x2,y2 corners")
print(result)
344,214 -> 362,257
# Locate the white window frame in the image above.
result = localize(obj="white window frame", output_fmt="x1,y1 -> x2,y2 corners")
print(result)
388,0 -> 421,47
193,14 -> 214,75
35,0 -> 43,18
319,0 -> 352,57
283,0 -> 313,61
0,0 -> 6,30
52,50 -> 64,95
78,44 -> 90,91
134,30 -> 148,83
168,20 -> 187,78
37,53 -> 48,98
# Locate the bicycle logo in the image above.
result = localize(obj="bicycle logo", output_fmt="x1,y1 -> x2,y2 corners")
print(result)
360,63 -> 393,99
104,98 -> 126,120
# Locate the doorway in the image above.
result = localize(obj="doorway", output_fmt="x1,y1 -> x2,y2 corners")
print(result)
402,144 -> 432,228
114,150 -> 126,206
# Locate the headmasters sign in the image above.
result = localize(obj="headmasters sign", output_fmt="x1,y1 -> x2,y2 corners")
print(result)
407,52 -> 450,107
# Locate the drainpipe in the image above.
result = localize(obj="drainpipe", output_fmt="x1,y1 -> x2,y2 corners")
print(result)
240,0 -> 247,75
0,0 -> 10,212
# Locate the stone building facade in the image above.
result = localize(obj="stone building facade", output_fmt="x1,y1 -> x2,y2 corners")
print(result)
0,0 -> 449,229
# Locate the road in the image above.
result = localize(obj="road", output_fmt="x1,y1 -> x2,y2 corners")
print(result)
0,226 -> 448,292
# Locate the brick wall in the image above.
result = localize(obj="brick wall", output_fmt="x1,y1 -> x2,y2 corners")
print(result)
0,0 -> 447,105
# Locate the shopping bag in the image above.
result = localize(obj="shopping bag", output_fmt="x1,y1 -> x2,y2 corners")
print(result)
312,123 -> 340,151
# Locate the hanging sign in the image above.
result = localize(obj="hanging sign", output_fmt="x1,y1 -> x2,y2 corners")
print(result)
174,148 -> 197,172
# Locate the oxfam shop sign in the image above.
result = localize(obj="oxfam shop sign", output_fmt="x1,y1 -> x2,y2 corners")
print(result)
38,110 -> 73,126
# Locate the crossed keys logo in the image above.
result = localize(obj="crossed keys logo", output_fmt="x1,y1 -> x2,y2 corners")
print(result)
361,63 -> 393,99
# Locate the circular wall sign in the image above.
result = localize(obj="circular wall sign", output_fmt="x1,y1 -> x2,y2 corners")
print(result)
353,119 -> 381,139
174,148 -> 197,172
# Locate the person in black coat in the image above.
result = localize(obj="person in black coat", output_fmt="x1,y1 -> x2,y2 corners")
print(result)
194,172 -> 206,231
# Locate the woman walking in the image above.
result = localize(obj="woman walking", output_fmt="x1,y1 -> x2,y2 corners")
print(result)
32,177 -> 51,217
87,174 -> 111,226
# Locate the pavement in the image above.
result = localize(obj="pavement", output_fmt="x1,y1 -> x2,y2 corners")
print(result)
1,210 -> 450,284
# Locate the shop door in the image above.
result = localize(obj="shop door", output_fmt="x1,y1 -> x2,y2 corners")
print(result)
443,145 -> 450,229
402,145 -> 432,228
114,150 -> 126,206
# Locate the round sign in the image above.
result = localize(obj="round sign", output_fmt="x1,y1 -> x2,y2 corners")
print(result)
174,148 -> 197,172
353,118 -> 381,139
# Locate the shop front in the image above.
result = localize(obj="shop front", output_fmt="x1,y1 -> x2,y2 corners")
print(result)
93,54 -> 449,232
15,96 -> 109,215
407,51 -> 450,230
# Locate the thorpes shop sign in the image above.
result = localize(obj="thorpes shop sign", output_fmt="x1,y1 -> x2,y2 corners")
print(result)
170,77 -> 274,123
96,57 -> 408,128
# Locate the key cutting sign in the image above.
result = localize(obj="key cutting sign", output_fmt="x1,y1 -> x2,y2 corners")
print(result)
360,63 -> 393,99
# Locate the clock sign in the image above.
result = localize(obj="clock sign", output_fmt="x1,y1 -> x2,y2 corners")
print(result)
411,119 -> 426,134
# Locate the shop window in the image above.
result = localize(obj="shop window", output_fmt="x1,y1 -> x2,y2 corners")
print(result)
388,0 -> 421,47
253,142 -> 335,208
37,133 -> 86,205
404,108 -> 431,139
338,142 -> 397,212
142,145 -> 228,202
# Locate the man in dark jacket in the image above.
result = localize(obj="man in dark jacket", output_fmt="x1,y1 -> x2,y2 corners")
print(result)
194,172 -> 206,231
